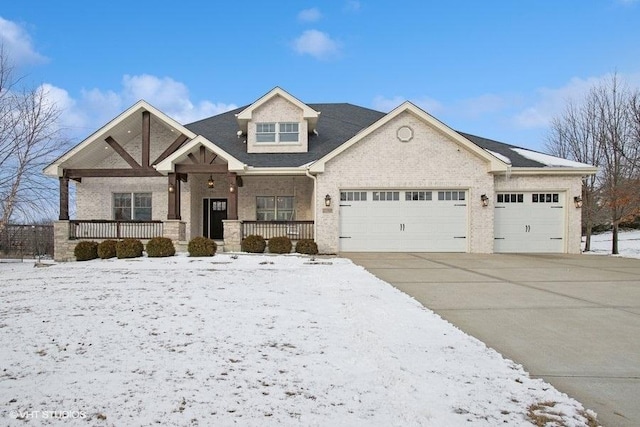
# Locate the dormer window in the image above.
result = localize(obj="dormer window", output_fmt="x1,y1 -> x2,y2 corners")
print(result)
256,122 -> 299,144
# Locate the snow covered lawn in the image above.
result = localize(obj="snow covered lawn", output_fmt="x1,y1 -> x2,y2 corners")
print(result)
1,254 -> 598,426
584,229 -> 640,258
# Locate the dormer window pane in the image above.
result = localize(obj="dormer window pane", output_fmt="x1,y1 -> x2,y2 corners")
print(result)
279,123 -> 299,142
256,123 -> 276,142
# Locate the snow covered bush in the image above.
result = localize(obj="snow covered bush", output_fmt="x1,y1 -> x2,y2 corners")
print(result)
97,239 -> 117,259
116,239 -> 143,259
241,235 -> 266,253
295,239 -> 318,255
74,241 -> 98,261
146,237 -> 175,257
268,236 -> 292,254
187,236 -> 217,257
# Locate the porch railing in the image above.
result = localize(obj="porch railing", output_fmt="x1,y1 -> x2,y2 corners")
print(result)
69,220 -> 164,240
242,221 -> 314,240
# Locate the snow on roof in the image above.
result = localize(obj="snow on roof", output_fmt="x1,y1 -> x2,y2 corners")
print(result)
485,149 -> 512,165
512,148 -> 594,168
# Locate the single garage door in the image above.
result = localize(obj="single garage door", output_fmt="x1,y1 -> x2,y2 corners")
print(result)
494,192 -> 565,253
339,189 -> 468,252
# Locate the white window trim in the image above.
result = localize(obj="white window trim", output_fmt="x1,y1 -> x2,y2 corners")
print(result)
255,122 -> 300,145
113,192 -> 152,221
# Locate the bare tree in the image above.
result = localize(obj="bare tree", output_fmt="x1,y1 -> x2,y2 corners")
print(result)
594,76 -> 640,254
0,47 -> 66,232
546,97 -> 602,251
546,74 -> 640,254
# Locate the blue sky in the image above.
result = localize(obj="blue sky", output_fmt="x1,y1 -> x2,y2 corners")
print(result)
1,0 -> 639,152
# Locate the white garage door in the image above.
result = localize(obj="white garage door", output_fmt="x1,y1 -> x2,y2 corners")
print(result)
339,190 -> 468,252
494,192 -> 565,253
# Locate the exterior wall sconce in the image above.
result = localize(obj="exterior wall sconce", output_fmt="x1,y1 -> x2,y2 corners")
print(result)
325,194 -> 332,207
168,183 -> 175,193
207,175 -> 215,189
574,196 -> 583,208
229,183 -> 236,193
481,194 -> 489,207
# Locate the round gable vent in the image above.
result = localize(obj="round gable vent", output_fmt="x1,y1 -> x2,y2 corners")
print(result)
397,126 -> 414,142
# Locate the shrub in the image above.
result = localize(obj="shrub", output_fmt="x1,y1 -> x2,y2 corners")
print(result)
188,236 -> 217,257
268,236 -> 292,254
116,239 -> 143,259
97,240 -> 117,259
241,234 -> 266,253
295,239 -> 318,255
74,241 -> 98,261
146,237 -> 175,257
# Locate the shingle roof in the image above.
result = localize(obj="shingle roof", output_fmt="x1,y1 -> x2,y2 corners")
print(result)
457,132 -> 546,167
185,103 -> 385,168
185,103 -> 546,168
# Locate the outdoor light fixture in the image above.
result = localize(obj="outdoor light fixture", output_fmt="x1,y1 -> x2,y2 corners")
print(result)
574,196 -> 583,208
229,183 -> 236,193
168,183 -> 175,193
325,194 -> 332,207
207,175 -> 215,189
481,194 -> 489,207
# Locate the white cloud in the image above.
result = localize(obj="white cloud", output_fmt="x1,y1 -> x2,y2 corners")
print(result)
0,16 -> 47,66
298,8 -> 322,22
292,30 -> 341,60
513,75 -> 618,129
39,74 -> 237,141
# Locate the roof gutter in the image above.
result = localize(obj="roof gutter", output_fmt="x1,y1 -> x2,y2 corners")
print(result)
493,167 -> 599,176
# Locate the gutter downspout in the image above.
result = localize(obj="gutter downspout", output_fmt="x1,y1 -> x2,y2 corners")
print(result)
305,167 -> 318,242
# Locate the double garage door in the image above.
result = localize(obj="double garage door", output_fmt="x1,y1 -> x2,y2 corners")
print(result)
338,189 -> 566,253
339,189 -> 468,252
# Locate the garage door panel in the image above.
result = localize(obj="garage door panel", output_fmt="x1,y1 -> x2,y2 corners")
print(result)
494,192 -> 565,253
339,190 -> 467,252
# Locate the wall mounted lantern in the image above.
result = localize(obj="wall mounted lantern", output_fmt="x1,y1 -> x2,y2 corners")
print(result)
325,194 -> 332,207
207,175 -> 215,189
574,196 -> 583,208
480,194 -> 489,207
168,183 -> 175,193
229,183 -> 236,193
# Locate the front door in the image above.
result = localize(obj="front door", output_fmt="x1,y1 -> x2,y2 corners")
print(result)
203,198 -> 227,240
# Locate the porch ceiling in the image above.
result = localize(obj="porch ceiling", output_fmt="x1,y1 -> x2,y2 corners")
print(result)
62,113 -> 179,169
44,100 -> 197,177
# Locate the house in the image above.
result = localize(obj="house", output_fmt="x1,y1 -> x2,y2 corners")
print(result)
44,87 -> 597,260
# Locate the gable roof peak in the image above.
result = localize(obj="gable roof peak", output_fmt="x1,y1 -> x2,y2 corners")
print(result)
235,87 -> 320,132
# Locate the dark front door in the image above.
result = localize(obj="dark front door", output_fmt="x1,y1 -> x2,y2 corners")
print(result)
203,198 -> 227,239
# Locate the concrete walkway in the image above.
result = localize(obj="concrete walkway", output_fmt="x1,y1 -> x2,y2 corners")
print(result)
344,252 -> 640,427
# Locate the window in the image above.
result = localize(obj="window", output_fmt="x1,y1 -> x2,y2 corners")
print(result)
532,193 -> 559,203
279,123 -> 299,142
256,122 -> 299,144
256,123 -> 276,142
405,191 -> 433,201
497,193 -> 524,203
438,191 -> 466,201
113,193 -> 152,220
372,191 -> 399,201
256,196 -> 295,220
340,191 -> 367,201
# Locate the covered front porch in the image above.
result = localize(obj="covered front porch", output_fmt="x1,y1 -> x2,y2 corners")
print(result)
46,103 -> 318,260
54,170 -> 316,260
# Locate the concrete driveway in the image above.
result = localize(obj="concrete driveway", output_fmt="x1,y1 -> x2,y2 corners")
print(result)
343,252 -> 640,427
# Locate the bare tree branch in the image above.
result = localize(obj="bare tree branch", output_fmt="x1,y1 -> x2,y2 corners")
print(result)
0,47 -> 68,231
